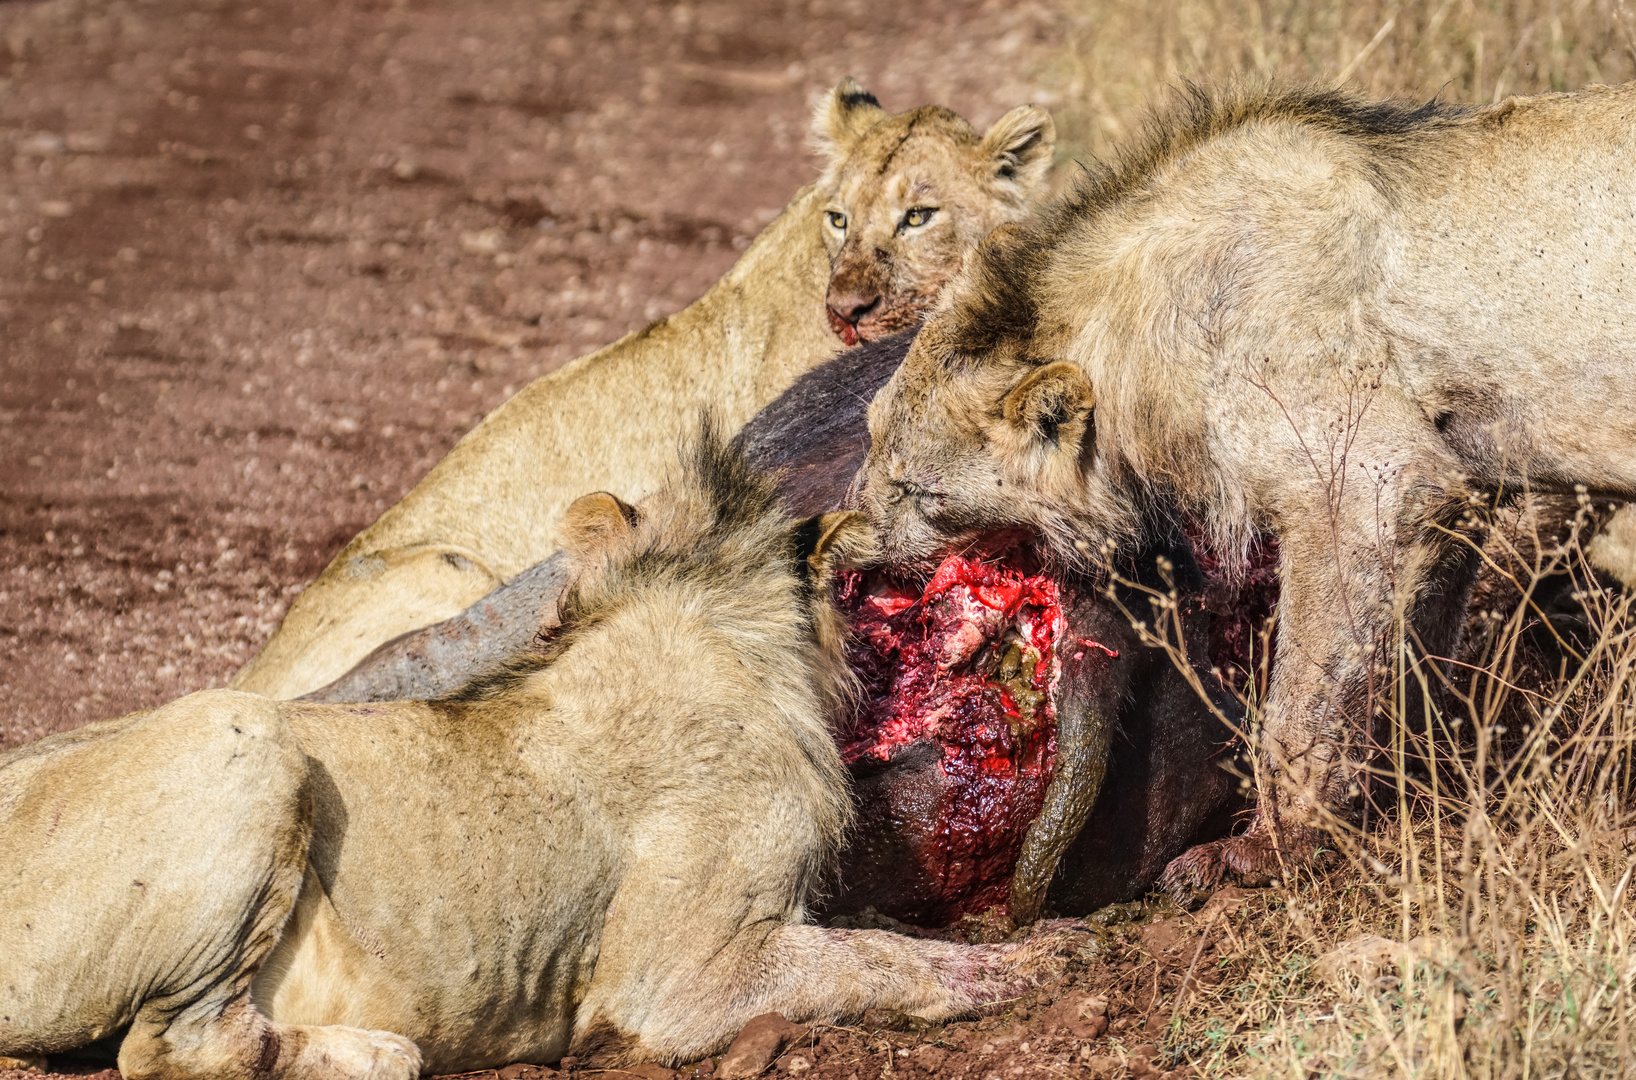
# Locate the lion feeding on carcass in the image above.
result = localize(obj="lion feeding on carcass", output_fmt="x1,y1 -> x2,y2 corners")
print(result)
0,428 -> 1086,1079
858,82 -> 1636,904
230,80 -> 1056,701
311,334 -> 1269,930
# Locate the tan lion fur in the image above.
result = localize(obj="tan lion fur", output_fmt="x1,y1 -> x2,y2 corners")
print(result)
816,82 -> 1054,344
0,428 -> 1074,1079
860,81 -> 1636,898
230,81 -> 1056,701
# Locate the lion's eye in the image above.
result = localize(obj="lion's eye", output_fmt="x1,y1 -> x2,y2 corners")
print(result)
901,207 -> 937,230
827,211 -> 847,231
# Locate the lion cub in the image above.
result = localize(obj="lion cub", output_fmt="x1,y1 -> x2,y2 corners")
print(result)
0,426 -> 1067,1079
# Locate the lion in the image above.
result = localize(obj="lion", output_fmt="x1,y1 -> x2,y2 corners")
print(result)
296,333 -> 1243,932
856,82 -> 1636,904
0,427 -> 1078,1079
229,80 -> 1056,701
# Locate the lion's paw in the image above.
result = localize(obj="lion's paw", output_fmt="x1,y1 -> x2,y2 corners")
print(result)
954,922 -> 1090,1008
297,1025 -> 421,1080
1007,920 -> 1092,977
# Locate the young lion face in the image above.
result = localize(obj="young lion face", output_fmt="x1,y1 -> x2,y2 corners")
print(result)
858,243 -> 1136,570
811,79 -> 1055,346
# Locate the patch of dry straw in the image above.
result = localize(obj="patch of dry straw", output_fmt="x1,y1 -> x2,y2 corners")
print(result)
1043,0 -> 1636,163
1107,495 -> 1636,1078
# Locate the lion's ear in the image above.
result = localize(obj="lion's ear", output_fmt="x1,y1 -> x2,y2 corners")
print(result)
1003,362 -> 1094,448
562,491 -> 640,555
979,105 -> 1056,196
812,78 -> 885,166
797,510 -> 877,575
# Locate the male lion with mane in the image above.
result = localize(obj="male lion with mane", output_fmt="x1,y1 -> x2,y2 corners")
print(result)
859,81 -> 1636,905
0,426 -> 1075,1079
232,79 -> 1055,701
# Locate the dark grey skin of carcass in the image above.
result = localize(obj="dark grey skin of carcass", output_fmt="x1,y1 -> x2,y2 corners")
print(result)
304,332 -> 1243,921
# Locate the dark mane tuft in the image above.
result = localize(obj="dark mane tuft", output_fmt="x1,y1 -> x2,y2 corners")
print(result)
694,412 -> 787,537
839,86 -> 881,111
1056,81 -> 1472,227
940,224 -> 1052,359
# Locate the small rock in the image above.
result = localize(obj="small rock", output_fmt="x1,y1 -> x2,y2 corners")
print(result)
65,131 -> 110,153
1040,993 -> 1109,1039
774,1051 -> 811,1074
718,1014 -> 809,1080
19,132 -> 64,156
620,1064 -> 677,1080
1141,919 -> 1192,961
1082,1054 -> 1122,1079
1129,1056 -> 1162,1079
461,227 -> 505,255
1130,1042 -> 1159,1060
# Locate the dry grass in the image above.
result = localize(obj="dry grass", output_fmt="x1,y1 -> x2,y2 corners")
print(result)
1099,498 -> 1636,1078
1042,0 -> 1636,163
1032,8 -> 1636,1076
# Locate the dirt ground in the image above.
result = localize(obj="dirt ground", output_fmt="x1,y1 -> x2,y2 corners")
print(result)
0,0 -> 1065,747
0,0 -> 1198,1077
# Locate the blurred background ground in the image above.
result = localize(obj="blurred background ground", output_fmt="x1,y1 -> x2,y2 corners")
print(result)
0,0 -> 1063,746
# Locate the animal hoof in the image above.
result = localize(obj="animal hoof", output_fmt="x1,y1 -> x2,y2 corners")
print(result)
1159,838 -> 1230,909
1160,826 -> 1321,907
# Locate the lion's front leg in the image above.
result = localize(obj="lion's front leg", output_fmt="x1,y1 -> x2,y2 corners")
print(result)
572,914 -> 1087,1067
1161,485 -> 1472,905
119,996 -> 419,1080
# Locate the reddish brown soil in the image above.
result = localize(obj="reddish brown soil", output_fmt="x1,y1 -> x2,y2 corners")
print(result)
0,0 -> 1064,748
2,1 -> 1205,1077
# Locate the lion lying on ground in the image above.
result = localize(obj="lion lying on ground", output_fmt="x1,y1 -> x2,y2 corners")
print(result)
857,82 -> 1636,903
0,428 -> 1075,1079
230,80 -> 1056,700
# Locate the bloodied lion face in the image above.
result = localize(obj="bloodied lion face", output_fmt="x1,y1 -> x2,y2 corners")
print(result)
810,79 -> 1056,346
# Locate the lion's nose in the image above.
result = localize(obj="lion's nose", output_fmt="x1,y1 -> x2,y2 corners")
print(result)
829,291 -> 881,323
826,292 -> 882,342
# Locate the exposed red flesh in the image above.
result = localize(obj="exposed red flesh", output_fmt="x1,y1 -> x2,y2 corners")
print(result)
830,530 -> 1277,928
1183,527 -> 1282,694
836,549 -> 1068,924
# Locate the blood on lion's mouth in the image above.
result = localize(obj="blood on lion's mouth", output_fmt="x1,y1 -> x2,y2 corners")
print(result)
832,539 -> 1077,925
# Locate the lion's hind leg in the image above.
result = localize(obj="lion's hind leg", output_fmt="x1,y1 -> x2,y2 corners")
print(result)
0,690 -> 417,1080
